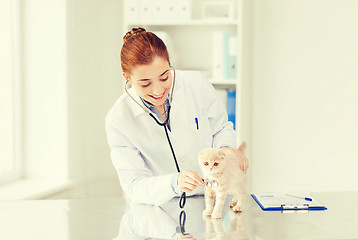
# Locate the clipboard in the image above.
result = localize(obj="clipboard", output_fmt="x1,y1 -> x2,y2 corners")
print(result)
251,192 -> 327,211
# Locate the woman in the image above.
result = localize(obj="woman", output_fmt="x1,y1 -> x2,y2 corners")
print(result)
105,27 -> 248,206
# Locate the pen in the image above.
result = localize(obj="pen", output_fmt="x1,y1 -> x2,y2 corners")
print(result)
286,194 -> 312,201
195,117 -> 199,130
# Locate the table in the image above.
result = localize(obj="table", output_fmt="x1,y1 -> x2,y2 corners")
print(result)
0,192 -> 357,239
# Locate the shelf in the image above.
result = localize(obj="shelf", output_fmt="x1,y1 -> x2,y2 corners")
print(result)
209,79 -> 237,86
126,19 -> 239,27
123,0 -> 241,142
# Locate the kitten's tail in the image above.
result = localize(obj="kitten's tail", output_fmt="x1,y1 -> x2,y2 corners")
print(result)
238,141 -> 247,153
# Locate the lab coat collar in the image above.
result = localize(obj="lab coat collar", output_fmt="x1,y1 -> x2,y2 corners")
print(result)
127,86 -> 149,118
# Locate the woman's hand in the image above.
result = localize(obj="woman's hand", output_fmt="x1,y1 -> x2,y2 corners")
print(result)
221,144 -> 249,174
178,170 -> 205,193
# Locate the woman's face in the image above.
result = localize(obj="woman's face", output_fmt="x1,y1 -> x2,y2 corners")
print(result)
125,57 -> 172,107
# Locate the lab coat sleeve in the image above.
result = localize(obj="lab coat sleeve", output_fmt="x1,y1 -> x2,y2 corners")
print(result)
105,121 -> 177,206
199,73 -> 237,148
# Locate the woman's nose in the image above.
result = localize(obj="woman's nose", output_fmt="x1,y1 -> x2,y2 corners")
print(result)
151,82 -> 165,95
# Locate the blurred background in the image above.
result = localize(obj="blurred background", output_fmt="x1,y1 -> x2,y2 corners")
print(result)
1,0 -> 357,200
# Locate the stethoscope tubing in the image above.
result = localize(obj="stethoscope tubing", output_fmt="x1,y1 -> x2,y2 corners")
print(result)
162,123 -> 186,208
179,210 -> 188,235
124,67 -> 186,208
149,107 -> 171,127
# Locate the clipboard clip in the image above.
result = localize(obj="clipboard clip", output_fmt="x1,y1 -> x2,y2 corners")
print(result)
280,204 -> 310,213
281,204 -> 309,209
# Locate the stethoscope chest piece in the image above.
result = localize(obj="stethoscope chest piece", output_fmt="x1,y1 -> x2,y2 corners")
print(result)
204,179 -> 218,188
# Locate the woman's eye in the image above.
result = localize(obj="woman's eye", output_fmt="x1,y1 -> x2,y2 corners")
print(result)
204,162 -> 209,166
214,163 -> 219,166
141,83 -> 151,87
160,76 -> 168,81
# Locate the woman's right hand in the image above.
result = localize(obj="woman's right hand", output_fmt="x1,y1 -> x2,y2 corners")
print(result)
178,169 -> 205,193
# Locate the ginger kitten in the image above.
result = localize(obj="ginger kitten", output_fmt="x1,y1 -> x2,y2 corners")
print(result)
198,142 -> 247,219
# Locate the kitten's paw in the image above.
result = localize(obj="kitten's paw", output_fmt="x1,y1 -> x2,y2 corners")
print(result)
211,211 -> 222,219
232,204 -> 244,213
203,208 -> 213,216
229,201 -> 237,208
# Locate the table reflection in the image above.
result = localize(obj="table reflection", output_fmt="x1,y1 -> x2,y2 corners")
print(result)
114,195 -> 249,240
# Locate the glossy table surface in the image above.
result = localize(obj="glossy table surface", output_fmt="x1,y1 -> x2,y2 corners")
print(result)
0,191 -> 357,240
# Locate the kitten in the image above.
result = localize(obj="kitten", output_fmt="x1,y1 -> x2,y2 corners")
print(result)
198,142 -> 247,219
204,211 -> 248,240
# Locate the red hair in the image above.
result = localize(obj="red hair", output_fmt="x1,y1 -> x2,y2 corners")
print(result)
120,27 -> 170,74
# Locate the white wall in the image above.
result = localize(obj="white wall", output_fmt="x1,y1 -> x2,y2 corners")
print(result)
250,0 -> 358,192
23,0 -> 68,180
67,0 -> 123,187
0,0 -> 15,177
20,0 -> 123,198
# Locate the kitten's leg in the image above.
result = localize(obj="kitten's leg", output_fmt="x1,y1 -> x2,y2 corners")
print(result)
230,195 -> 238,209
203,188 -> 215,216
233,176 -> 247,213
211,218 -> 225,240
232,192 -> 245,213
211,191 -> 227,219
236,213 -> 247,236
204,215 -> 214,239
212,218 -> 224,232
228,211 -> 237,232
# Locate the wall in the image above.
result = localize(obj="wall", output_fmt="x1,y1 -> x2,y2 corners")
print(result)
66,0 -> 123,195
20,0 -> 124,199
23,0 -> 68,180
238,0 -> 253,191
250,0 -> 358,192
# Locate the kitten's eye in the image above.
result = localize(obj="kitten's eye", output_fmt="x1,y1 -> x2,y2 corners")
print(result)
204,162 -> 209,166
214,163 -> 219,166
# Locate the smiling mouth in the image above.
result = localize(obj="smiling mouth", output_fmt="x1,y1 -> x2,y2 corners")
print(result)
149,92 -> 165,100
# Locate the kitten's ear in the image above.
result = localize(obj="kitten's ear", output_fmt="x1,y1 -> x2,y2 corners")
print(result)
238,141 -> 247,153
198,148 -> 209,159
198,149 -> 206,158
218,150 -> 225,159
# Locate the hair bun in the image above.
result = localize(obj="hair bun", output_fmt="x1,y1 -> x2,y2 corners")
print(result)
123,27 -> 147,43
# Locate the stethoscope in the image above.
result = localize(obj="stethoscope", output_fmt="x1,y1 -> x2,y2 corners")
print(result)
124,67 -> 187,209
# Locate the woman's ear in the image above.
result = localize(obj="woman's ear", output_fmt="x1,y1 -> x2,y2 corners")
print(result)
123,72 -> 131,84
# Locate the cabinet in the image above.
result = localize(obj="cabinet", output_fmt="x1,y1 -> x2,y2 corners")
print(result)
122,0 -> 243,139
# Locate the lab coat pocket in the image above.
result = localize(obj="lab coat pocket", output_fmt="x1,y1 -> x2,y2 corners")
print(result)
190,113 -> 212,149
177,114 -> 211,166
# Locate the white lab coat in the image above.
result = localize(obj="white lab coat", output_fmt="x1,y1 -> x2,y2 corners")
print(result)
105,70 -> 236,206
